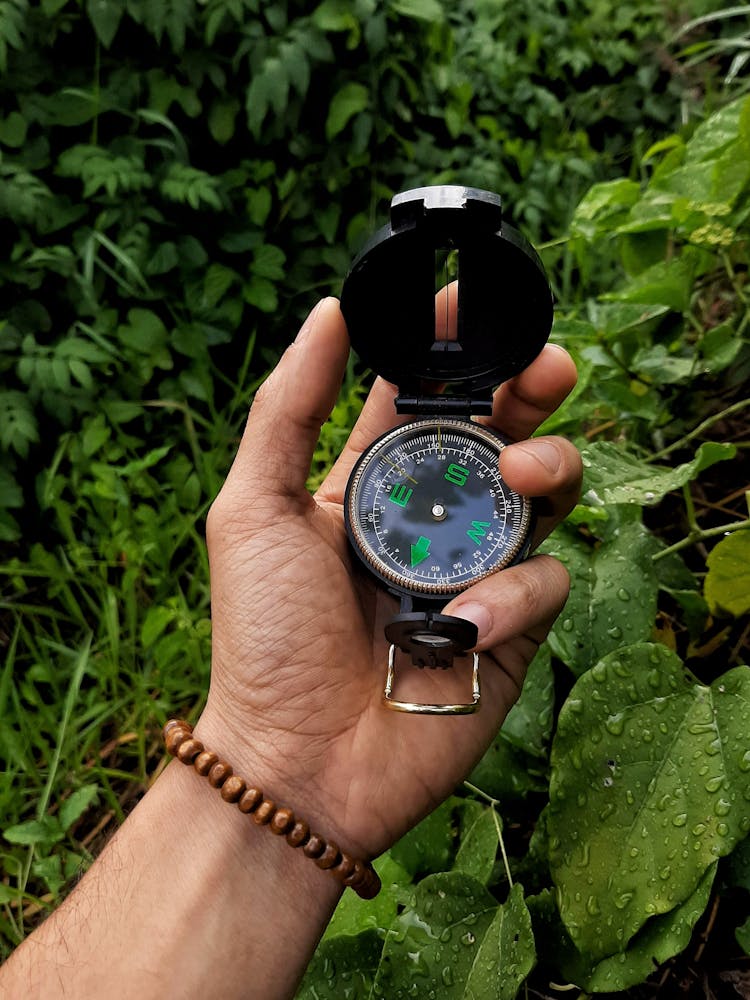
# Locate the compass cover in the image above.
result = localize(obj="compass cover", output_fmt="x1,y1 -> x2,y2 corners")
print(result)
340,185 -> 554,393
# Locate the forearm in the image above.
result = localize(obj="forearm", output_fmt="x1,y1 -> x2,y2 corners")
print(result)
2,757 -> 342,999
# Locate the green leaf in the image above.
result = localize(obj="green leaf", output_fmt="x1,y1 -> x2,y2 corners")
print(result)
297,929 -> 382,999
389,0 -> 444,21
208,97 -> 239,145
371,872 -> 500,997
325,82 -> 369,140
462,884 -> 535,999
570,178 -> 641,239
87,0 -> 125,48
704,529 -> 750,617
390,798 -> 455,876
454,805 -> 498,884
579,440 -> 736,507
59,785 -> 99,832
0,110 -> 27,147
578,863 -> 716,991
543,517 -> 659,677
548,643 -> 750,962
324,853 -> 410,940
4,816 -> 64,847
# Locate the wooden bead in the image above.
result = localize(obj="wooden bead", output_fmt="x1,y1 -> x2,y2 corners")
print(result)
286,821 -> 310,848
220,775 -> 246,803
176,738 -> 204,764
163,719 -> 191,738
208,761 -> 233,787
302,834 -> 326,860
314,842 -> 341,870
343,859 -> 366,887
160,719 -> 381,898
194,751 -> 219,776
331,853 -> 356,881
269,807 -> 295,836
253,799 -> 276,825
165,727 -> 190,755
356,869 -> 381,900
238,787 -> 263,813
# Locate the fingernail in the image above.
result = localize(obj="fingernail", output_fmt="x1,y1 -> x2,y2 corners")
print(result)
295,298 -> 326,343
452,603 -> 492,643
514,440 -> 562,475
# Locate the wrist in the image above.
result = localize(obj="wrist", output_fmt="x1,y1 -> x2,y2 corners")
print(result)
174,717 -> 380,898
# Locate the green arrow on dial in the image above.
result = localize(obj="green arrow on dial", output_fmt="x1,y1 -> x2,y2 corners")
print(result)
410,535 -> 432,568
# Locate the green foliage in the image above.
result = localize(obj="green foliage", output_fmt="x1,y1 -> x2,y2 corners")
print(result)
2,0 -> 749,994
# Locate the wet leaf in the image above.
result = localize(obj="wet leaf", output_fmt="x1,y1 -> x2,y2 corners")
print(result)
454,804 -> 499,884
548,643 -> 750,962
370,872 -> 531,999
704,529 -> 750,617
579,440 -> 736,507
543,517 -> 658,677
463,884 -> 535,998
324,854 -> 410,939
390,798 -> 456,877
296,928 -> 382,999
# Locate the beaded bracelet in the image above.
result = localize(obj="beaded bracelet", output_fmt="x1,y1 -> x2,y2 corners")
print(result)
162,719 -> 381,900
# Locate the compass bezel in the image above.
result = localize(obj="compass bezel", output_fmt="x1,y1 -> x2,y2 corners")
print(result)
344,417 -> 533,599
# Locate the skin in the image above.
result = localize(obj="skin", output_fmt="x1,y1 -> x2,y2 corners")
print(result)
1,297 -> 582,999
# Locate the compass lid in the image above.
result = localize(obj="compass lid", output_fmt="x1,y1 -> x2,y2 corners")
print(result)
340,185 -> 553,395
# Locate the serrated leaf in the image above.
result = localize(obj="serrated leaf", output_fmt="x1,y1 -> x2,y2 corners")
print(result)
704,529 -> 750,617
60,785 -> 99,831
325,82 -> 369,140
3,816 -> 64,847
548,643 -> 750,962
579,440 -> 736,507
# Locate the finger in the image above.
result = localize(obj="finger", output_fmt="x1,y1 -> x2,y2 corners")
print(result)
442,554 -> 570,662
484,344 -> 577,442
224,298 -> 349,502
315,377 -> 401,505
499,436 -> 582,546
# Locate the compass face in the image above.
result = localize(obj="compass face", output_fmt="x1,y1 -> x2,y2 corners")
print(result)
345,418 -> 532,597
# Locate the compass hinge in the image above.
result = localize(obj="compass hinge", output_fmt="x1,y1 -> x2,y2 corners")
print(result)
394,394 -> 493,416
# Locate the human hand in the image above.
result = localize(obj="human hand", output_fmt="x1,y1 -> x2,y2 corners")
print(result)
195,297 -> 581,861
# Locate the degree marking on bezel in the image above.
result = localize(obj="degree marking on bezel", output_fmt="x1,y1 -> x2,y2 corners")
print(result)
347,418 -> 531,595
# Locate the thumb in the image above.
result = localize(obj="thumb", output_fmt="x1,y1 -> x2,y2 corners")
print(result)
224,298 -> 349,504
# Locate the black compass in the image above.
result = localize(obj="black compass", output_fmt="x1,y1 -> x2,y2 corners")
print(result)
340,186 -> 553,714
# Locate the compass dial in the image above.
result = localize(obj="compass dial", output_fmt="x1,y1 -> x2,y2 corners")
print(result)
345,418 -> 532,597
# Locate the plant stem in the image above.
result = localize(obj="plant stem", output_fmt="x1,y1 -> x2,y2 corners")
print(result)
652,516 -> 750,561
650,397 -> 750,461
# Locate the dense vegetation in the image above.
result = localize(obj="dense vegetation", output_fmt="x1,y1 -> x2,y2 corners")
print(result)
1,0 -> 749,995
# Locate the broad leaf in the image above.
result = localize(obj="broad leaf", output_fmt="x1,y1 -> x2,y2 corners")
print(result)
296,929 -> 383,999
548,643 -> 750,962
580,440 -> 736,508
704,530 -> 750,617
390,798 -> 456,876
325,82 -> 369,140
543,517 -> 658,677
324,854 -> 410,940
370,872 -> 531,999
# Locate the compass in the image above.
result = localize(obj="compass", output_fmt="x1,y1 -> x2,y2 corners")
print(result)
340,186 -> 553,715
